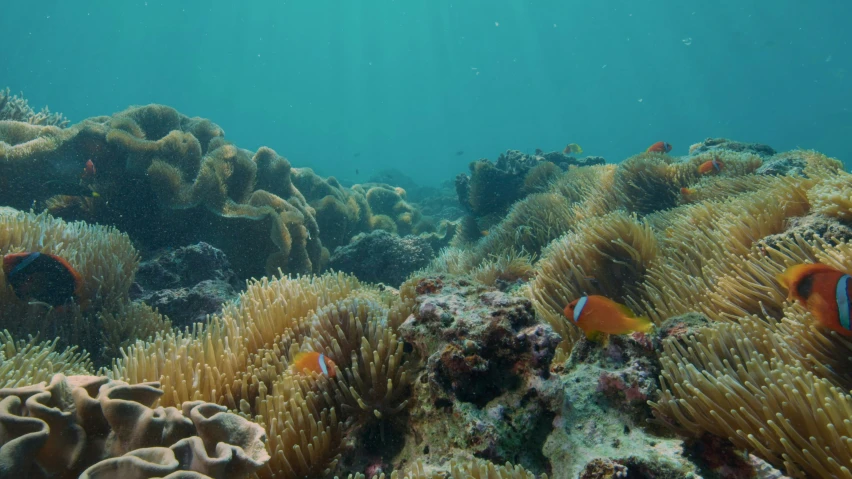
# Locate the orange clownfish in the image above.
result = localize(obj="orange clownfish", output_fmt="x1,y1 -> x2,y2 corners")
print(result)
680,187 -> 696,196
83,159 -> 96,178
698,157 -> 724,174
291,351 -> 337,378
777,263 -> 852,336
3,252 -> 82,308
563,295 -> 653,341
647,141 -> 672,153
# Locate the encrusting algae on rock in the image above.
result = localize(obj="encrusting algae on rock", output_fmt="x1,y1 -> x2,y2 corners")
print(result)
5,90 -> 852,479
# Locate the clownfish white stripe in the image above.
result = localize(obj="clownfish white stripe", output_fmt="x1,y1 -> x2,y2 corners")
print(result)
837,275 -> 851,331
318,353 -> 329,376
10,252 -> 40,277
573,296 -> 588,323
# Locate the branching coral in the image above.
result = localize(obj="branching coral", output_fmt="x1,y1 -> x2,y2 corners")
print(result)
0,87 -> 69,127
651,320 -> 852,478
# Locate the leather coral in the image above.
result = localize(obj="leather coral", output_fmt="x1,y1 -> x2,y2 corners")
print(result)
0,374 -> 269,479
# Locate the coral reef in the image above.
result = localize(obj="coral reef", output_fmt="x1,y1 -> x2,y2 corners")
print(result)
111,272 -> 418,478
0,373 -> 268,478
0,88 -> 69,127
329,230 -> 435,286
0,208 -> 168,365
456,149 -> 605,218
396,274 -> 561,474
8,92 -> 852,479
687,137 -> 776,157
0,104 -> 439,280
542,333 -> 699,479
132,242 -> 240,328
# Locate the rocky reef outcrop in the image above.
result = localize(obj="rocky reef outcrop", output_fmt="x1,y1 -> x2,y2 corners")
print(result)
329,231 -> 435,286
132,242 -> 240,328
455,149 -> 605,219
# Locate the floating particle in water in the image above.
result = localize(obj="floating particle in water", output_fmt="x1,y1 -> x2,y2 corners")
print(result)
682,37 -> 693,46
638,98 -> 643,102
826,54 -> 833,62
602,64 -> 607,69
495,21 -> 499,26
554,24 -> 557,28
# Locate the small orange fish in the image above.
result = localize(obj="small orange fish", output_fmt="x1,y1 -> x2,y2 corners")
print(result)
681,187 -> 696,196
563,295 -> 653,340
83,159 -> 96,177
647,141 -> 672,153
291,351 -> 337,377
698,157 -> 724,174
777,263 -> 852,336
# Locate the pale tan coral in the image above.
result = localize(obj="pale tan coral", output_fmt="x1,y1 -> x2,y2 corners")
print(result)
297,298 -> 413,423
0,331 -> 92,388
111,272 -> 361,409
0,88 -> 69,127
252,374 -> 341,479
0,209 -> 141,363
529,211 -> 659,348
471,251 -> 535,287
809,171 -> 852,221
650,322 -> 852,478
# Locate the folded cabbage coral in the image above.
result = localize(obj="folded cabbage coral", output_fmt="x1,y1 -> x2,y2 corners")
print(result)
0,374 -> 269,479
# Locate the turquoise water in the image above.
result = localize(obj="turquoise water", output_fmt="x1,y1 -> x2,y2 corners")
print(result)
3,1 -> 850,185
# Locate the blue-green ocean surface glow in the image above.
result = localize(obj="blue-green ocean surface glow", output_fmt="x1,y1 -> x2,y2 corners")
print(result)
2,1 -> 850,184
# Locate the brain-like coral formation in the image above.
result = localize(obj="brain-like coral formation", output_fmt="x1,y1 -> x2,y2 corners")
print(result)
0,373 -> 269,479
0,104 -> 439,280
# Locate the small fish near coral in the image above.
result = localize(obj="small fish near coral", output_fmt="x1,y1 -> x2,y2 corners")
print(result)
82,159 -> 96,179
680,187 -> 696,197
563,295 -> 653,340
778,263 -> 852,336
697,157 -> 724,175
3,251 -> 82,309
563,143 -> 583,155
291,351 -> 337,377
646,141 -> 673,153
